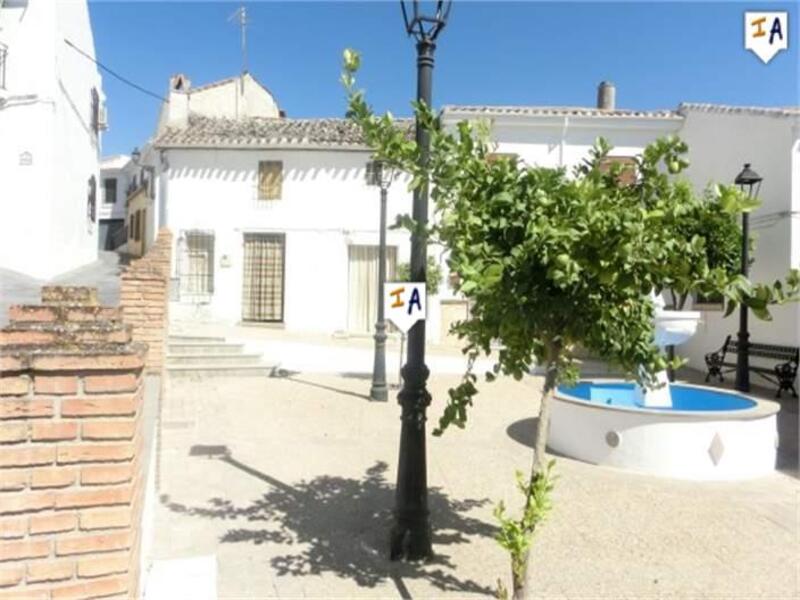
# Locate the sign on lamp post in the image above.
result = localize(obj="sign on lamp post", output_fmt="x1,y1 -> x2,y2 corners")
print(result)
384,283 -> 426,334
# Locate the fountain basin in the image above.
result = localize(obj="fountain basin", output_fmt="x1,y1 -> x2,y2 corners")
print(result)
550,381 -> 779,480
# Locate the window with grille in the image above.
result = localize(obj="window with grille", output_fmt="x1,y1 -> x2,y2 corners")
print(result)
258,161 -> 283,200
87,176 -> 96,222
134,211 -> 141,241
91,88 -> 100,135
179,231 -> 215,297
103,178 -> 117,204
242,233 -> 285,322
599,156 -> 637,186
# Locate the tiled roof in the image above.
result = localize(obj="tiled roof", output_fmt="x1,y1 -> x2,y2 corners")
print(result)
155,115 -> 370,149
678,103 -> 800,118
442,105 -> 680,119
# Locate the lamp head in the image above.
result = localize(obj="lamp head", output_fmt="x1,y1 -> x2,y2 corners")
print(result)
400,0 -> 453,42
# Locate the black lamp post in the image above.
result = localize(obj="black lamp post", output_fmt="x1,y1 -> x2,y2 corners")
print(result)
734,163 -> 762,393
390,0 -> 451,561
367,160 -> 395,402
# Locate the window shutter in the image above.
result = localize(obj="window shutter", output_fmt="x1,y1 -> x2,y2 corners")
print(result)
258,161 -> 283,200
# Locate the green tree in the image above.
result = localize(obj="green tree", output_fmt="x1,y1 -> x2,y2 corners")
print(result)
342,50 -> 799,598
397,255 -> 443,295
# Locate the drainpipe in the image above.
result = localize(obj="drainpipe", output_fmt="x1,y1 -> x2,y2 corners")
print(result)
559,116 -> 569,167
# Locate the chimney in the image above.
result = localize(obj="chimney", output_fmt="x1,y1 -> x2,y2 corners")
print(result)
170,73 -> 191,91
597,81 -> 616,111
166,74 -> 190,128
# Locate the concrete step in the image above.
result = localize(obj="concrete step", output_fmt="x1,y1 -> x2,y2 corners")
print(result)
168,343 -> 246,356
166,364 -> 275,378
167,353 -> 263,367
168,335 -> 226,343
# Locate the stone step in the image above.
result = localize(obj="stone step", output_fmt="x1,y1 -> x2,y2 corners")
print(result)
166,353 -> 263,366
166,364 -> 275,378
168,343 -> 246,356
168,335 -> 226,343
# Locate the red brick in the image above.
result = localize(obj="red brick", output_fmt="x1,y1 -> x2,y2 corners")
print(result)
61,396 -> 136,418
7,306 -> 57,323
0,565 -> 23,587
0,377 -> 30,396
83,374 -> 138,394
29,512 -> 77,535
0,447 -> 54,468
30,422 -> 78,442
0,539 -> 49,562
26,560 -> 74,583
30,467 -> 76,489
34,376 -> 78,395
0,587 -> 48,600
78,507 -> 132,532
80,464 -> 134,487
0,518 -> 27,540
0,330 -> 56,346
65,307 -> 121,322
57,443 -> 134,465
55,486 -> 132,510
0,424 -> 27,444
55,530 -> 133,557
77,552 -> 129,578
32,353 -> 144,372
0,492 -> 53,516
81,421 -> 135,441
0,400 -> 53,420
0,356 -> 25,375
50,575 -> 127,600
0,470 -> 27,492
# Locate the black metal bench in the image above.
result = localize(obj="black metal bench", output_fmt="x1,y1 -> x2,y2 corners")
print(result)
704,335 -> 799,398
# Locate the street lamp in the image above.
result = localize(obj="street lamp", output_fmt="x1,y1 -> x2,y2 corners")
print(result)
390,0 -> 451,562
367,160 -> 396,402
734,163 -> 762,393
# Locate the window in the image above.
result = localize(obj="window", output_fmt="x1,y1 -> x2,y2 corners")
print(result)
0,43 -> 7,90
242,233 -> 283,321
103,178 -> 117,204
86,176 -> 96,222
599,156 -> 637,186
134,211 -> 141,242
486,153 -> 518,164
179,231 -> 215,297
128,218 -> 134,240
258,161 -> 283,200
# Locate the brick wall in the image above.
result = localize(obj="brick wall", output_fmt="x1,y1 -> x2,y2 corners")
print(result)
120,229 -> 172,374
0,287 -> 147,599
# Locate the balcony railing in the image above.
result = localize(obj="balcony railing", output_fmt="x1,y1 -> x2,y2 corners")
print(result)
0,43 -> 7,90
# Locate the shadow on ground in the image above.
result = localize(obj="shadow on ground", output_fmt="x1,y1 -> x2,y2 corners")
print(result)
162,449 -> 497,596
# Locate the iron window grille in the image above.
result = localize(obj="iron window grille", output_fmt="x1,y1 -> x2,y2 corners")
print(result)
90,88 -> 100,135
241,233 -> 285,322
87,176 -> 96,223
178,231 -> 215,298
0,43 -> 7,90
257,161 -> 283,200
103,178 -> 117,204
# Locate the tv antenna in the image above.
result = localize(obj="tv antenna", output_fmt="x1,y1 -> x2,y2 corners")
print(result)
229,5 -> 249,80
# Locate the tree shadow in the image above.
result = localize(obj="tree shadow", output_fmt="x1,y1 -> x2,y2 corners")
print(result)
163,449 -> 497,596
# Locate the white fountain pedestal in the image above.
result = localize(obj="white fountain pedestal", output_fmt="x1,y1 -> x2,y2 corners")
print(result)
637,309 -> 702,408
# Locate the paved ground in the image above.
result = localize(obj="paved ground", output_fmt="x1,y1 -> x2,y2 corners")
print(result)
0,251 -> 122,325
152,368 -> 799,599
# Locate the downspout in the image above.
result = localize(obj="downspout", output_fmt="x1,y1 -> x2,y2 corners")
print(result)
559,116 -> 569,167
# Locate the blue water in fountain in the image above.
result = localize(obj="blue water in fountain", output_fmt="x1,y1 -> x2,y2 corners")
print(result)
558,382 -> 756,411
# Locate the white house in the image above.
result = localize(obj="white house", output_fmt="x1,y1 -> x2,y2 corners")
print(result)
677,104 -> 800,369
0,0 -> 105,279
98,154 -> 132,251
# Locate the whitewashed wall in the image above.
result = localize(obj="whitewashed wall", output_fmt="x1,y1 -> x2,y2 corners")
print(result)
678,110 -> 800,370
0,0 -> 102,279
99,156 -> 131,222
162,148 -> 439,336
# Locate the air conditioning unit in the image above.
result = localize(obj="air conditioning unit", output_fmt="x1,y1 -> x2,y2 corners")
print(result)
98,105 -> 108,131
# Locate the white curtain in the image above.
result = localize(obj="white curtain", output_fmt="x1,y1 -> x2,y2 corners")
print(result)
348,245 -> 396,333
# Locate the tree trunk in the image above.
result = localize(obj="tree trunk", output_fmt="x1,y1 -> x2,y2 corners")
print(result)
512,341 -> 561,600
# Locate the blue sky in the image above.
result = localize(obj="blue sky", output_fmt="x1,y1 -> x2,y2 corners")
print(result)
89,2 -> 799,157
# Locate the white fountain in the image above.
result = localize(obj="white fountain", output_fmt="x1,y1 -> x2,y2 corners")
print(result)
634,293 -> 702,407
